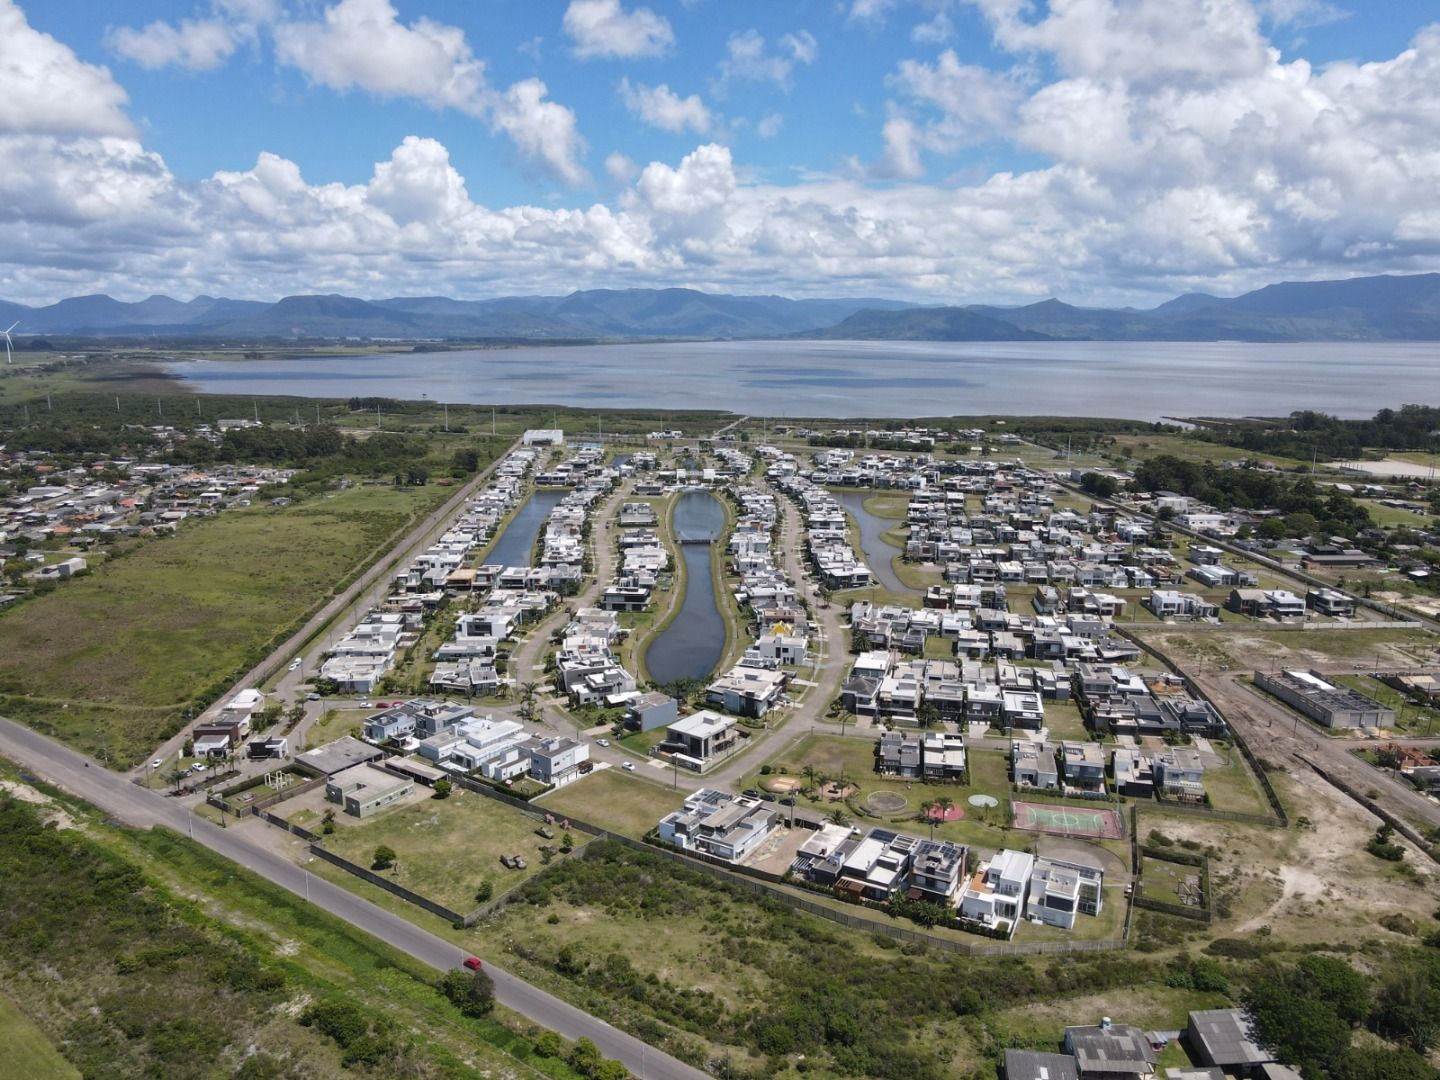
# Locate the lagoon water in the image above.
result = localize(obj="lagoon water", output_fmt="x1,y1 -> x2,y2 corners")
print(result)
645,491 -> 727,687
165,339 -> 1440,420
484,490 -> 565,568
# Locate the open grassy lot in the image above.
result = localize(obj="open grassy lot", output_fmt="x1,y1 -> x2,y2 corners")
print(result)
1140,854 -> 1203,907
535,767 -> 684,837
475,839 -> 1219,1079
1142,626 -> 1438,672
0,994 -> 80,1080
0,483 -> 451,766
1200,748 -> 1271,816
860,493 -> 910,519
1333,674 -> 1440,736
1110,432 -> 1306,469
323,786 -> 551,913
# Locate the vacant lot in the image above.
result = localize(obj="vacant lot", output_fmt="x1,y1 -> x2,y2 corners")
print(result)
1142,626 -> 1438,672
535,768 -> 684,838
323,786 -> 554,914
1140,854 -> 1204,908
0,483 -> 449,765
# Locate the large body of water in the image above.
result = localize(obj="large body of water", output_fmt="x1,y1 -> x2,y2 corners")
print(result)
164,339 -> 1440,420
645,491 -> 727,686
484,490 -> 565,567
833,490 -> 908,595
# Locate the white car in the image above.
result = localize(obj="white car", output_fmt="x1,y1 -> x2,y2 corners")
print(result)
597,738 -> 610,747
621,761 -> 635,771
190,762 -> 207,773
151,759 -> 163,769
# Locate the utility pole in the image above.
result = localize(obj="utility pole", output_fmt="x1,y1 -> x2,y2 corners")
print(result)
443,401 -> 449,431
253,400 -> 259,423
115,396 -> 121,414
491,406 -> 496,436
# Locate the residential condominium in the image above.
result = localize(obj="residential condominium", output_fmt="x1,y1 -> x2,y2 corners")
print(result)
960,848 -> 1034,937
657,789 -> 778,864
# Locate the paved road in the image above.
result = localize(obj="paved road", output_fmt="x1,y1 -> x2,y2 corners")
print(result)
138,438 -> 524,776
1195,671 -> 1440,830
0,717 -> 705,1080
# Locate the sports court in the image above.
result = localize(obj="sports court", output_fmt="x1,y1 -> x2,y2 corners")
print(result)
1011,800 -> 1124,839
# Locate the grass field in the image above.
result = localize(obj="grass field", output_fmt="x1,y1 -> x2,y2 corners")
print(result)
1200,749 -> 1271,816
535,767 -> 685,837
1143,626 -> 1438,672
1140,854 -> 1204,908
0,483 -> 451,765
323,787 -> 553,913
0,995 -> 80,1080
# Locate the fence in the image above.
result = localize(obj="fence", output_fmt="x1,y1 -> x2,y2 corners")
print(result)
1299,756 -> 1440,867
212,773 -> 327,818
307,844 -> 470,925
260,810 -> 321,841
1116,627 -> 1289,826
1129,806 -> 1213,923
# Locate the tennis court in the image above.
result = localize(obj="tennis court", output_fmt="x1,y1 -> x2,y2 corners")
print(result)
1012,800 -> 1124,839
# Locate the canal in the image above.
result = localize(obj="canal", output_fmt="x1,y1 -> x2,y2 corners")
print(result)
485,489 -> 567,567
645,490 -> 728,685
833,490 -> 909,594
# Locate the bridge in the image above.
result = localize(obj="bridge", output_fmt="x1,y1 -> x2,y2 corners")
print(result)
677,535 -> 714,546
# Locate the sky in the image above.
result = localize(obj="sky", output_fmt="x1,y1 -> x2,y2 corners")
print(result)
3,0 -> 1440,308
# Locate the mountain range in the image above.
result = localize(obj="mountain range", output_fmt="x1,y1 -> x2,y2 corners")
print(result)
5,273 -> 1440,343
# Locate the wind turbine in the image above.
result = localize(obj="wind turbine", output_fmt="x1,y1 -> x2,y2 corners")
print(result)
1,322 -> 15,364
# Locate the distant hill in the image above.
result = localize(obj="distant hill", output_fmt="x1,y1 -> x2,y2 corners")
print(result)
811,273 -> 1440,342
4,273 -> 1440,342
807,306 -> 1051,341
0,287 -> 914,341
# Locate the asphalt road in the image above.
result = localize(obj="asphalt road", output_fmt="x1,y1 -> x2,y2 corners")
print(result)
139,437 -> 524,775
0,716 -> 706,1080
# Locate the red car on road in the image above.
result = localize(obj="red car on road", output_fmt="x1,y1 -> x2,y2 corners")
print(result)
462,956 -> 483,971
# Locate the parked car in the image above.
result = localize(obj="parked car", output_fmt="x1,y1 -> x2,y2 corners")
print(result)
510,855 -> 527,870
151,759 -> 163,769
621,761 -> 635,771
760,792 -> 777,802
500,854 -> 515,869
596,738 -> 610,747
190,763 -> 207,773
462,956 -> 483,971
742,788 -> 759,798
779,796 -> 795,807
306,692 -> 320,701
536,826 -> 555,839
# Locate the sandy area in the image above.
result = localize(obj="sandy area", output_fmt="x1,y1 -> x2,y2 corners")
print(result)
0,778 -> 77,829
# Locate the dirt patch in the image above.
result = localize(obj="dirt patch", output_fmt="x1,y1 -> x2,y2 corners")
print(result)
763,777 -> 801,793
864,791 -> 908,814
1150,767 -> 1436,943
0,779 -> 77,829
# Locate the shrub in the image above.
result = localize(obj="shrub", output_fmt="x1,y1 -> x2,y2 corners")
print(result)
372,845 -> 397,870
439,968 -> 495,1018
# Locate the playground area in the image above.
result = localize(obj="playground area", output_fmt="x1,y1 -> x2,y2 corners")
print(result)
1012,800 -> 1124,840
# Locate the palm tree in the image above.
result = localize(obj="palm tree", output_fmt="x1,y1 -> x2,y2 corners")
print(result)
826,809 -> 850,828
919,800 -> 936,840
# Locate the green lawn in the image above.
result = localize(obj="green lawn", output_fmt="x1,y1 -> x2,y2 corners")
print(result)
323,786 -> 555,913
535,768 -> 685,838
1201,750 -> 1271,816
861,493 -> 911,519
0,995 -> 80,1080
0,483 -> 453,766
1140,855 -> 1203,908
1043,701 -> 1090,741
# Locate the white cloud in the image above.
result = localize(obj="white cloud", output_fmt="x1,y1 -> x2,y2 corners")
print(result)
1259,0 -> 1349,29
107,18 -> 243,72
756,112 -> 784,138
605,151 -> 639,184
563,0 -> 674,60
273,0 -> 588,185
911,12 -> 954,42
0,0 -> 134,138
717,29 -> 819,89
491,78 -> 590,186
9,0 -> 1440,312
618,78 -> 711,134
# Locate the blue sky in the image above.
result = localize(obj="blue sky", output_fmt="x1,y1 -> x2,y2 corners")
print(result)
5,0 -> 1440,306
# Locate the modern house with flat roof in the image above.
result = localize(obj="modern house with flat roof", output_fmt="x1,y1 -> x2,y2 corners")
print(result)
1027,856 -> 1104,930
661,710 -> 740,768
908,838 -> 968,906
657,789 -> 777,863
960,848 -> 1034,937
